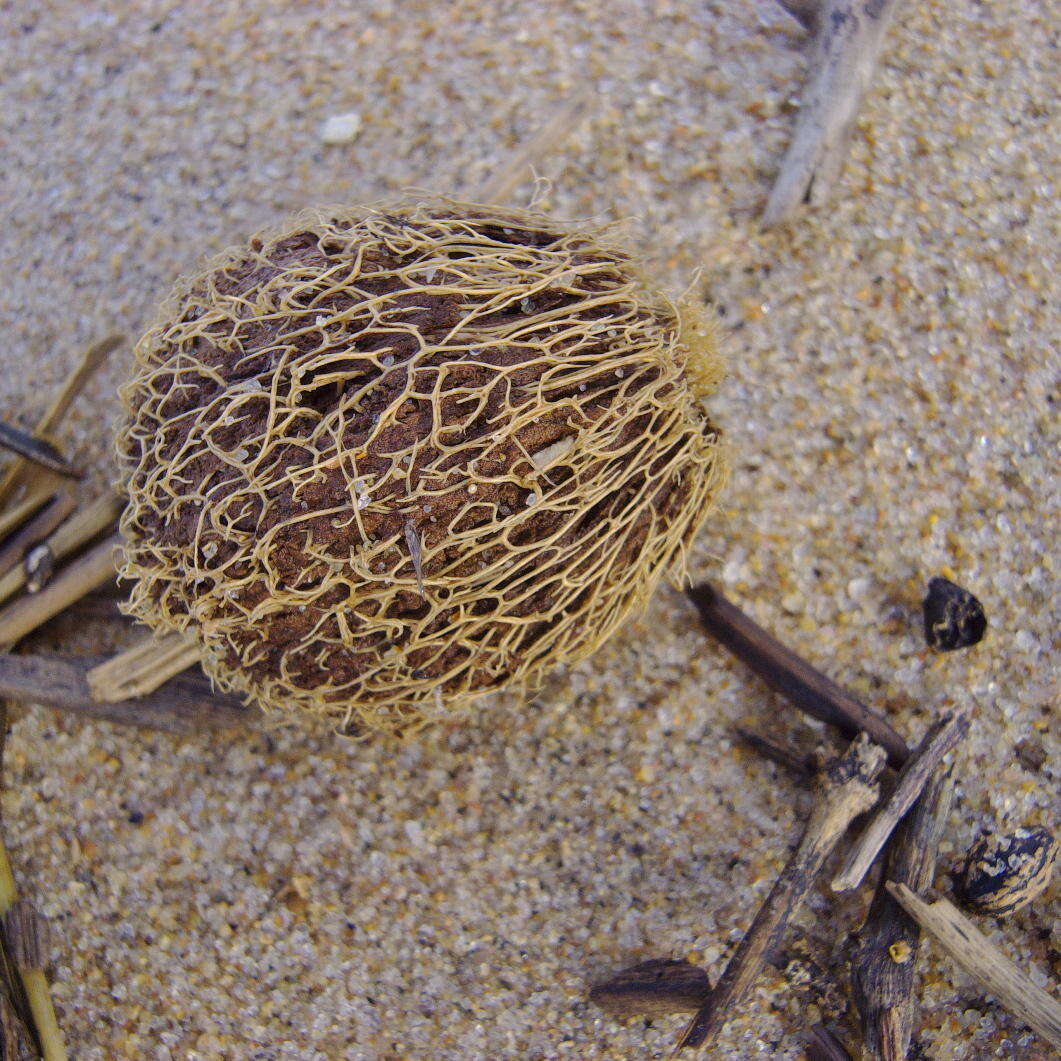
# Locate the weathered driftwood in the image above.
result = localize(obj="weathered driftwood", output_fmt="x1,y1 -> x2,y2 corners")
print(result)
765,0 -> 904,226
0,652 -> 253,734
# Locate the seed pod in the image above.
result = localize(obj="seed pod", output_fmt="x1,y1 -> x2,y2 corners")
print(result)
116,198 -> 727,734
956,826 -> 1057,917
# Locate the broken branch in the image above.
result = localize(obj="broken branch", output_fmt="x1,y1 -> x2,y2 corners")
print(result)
833,711 -> 968,892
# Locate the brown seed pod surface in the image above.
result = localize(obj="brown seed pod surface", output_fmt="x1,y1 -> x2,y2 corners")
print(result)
956,825 -> 1057,917
116,198 -> 727,734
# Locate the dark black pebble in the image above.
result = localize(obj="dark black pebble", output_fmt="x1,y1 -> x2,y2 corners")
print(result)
922,576 -> 987,651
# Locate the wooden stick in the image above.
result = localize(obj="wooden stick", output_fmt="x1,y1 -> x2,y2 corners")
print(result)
0,492 -> 123,607
0,423 -> 78,480
886,884 -> 1061,1049
4,903 -> 67,1061
764,0 -> 904,226
805,1022 -> 853,1061
0,535 -> 118,650
0,334 -> 122,508
833,712 -> 968,891
733,724 -> 817,778
590,959 -> 711,1018
87,630 -> 201,702
0,492 -> 76,581
853,764 -> 955,1061
478,89 -> 591,205
674,735 -> 887,1053
0,653 -> 253,734
0,490 -> 51,544
686,583 -> 909,767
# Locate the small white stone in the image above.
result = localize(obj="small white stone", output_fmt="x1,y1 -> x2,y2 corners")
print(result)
319,112 -> 362,144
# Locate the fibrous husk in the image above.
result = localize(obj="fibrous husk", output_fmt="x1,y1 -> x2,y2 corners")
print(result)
116,197 -> 727,734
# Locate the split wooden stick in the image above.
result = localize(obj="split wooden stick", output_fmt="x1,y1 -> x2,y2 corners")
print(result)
0,535 -> 119,650
853,764 -> 955,1061
764,0 -> 904,226
833,711 -> 968,892
686,582 -> 909,766
886,884 -> 1061,1049
0,492 -> 123,607
674,735 -> 887,1053
87,630 -> 201,703
0,334 -> 122,507
0,652 -> 253,734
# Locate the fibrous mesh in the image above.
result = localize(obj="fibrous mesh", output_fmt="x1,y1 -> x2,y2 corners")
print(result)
116,198 -> 727,734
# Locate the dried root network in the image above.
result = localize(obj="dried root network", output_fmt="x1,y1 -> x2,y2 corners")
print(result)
116,198 -> 727,734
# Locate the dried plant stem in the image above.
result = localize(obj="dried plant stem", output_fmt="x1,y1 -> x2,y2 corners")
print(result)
853,764 -> 955,1061
886,884 -> 1061,1049
0,536 -> 118,651
0,493 -> 123,608
0,493 -> 76,582
764,0 -> 904,226
686,582 -> 909,766
4,904 -> 66,1061
733,724 -> 817,778
87,630 -> 200,702
675,735 -> 887,1053
478,89 -> 590,204
0,334 -> 121,508
0,653 -> 253,734
833,711 -> 968,892
0,491 -> 51,544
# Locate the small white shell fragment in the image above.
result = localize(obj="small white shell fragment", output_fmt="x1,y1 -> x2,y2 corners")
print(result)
319,112 -> 362,144
529,435 -> 576,471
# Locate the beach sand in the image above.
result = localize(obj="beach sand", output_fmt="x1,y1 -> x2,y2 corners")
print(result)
0,1 -> 1056,1057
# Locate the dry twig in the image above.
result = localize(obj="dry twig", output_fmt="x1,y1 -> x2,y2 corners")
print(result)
764,0 -> 904,226
0,335 -> 121,509
674,735 -> 887,1053
0,495 -> 76,583
0,536 -> 118,650
3,905 -> 65,1061
0,493 -> 122,609
886,884 -> 1061,1049
833,711 -> 968,891
852,763 -> 955,1060
686,582 -> 909,766
0,427 -> 77,482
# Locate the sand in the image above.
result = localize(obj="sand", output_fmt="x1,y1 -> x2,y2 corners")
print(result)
0,1 -> 1057,1058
